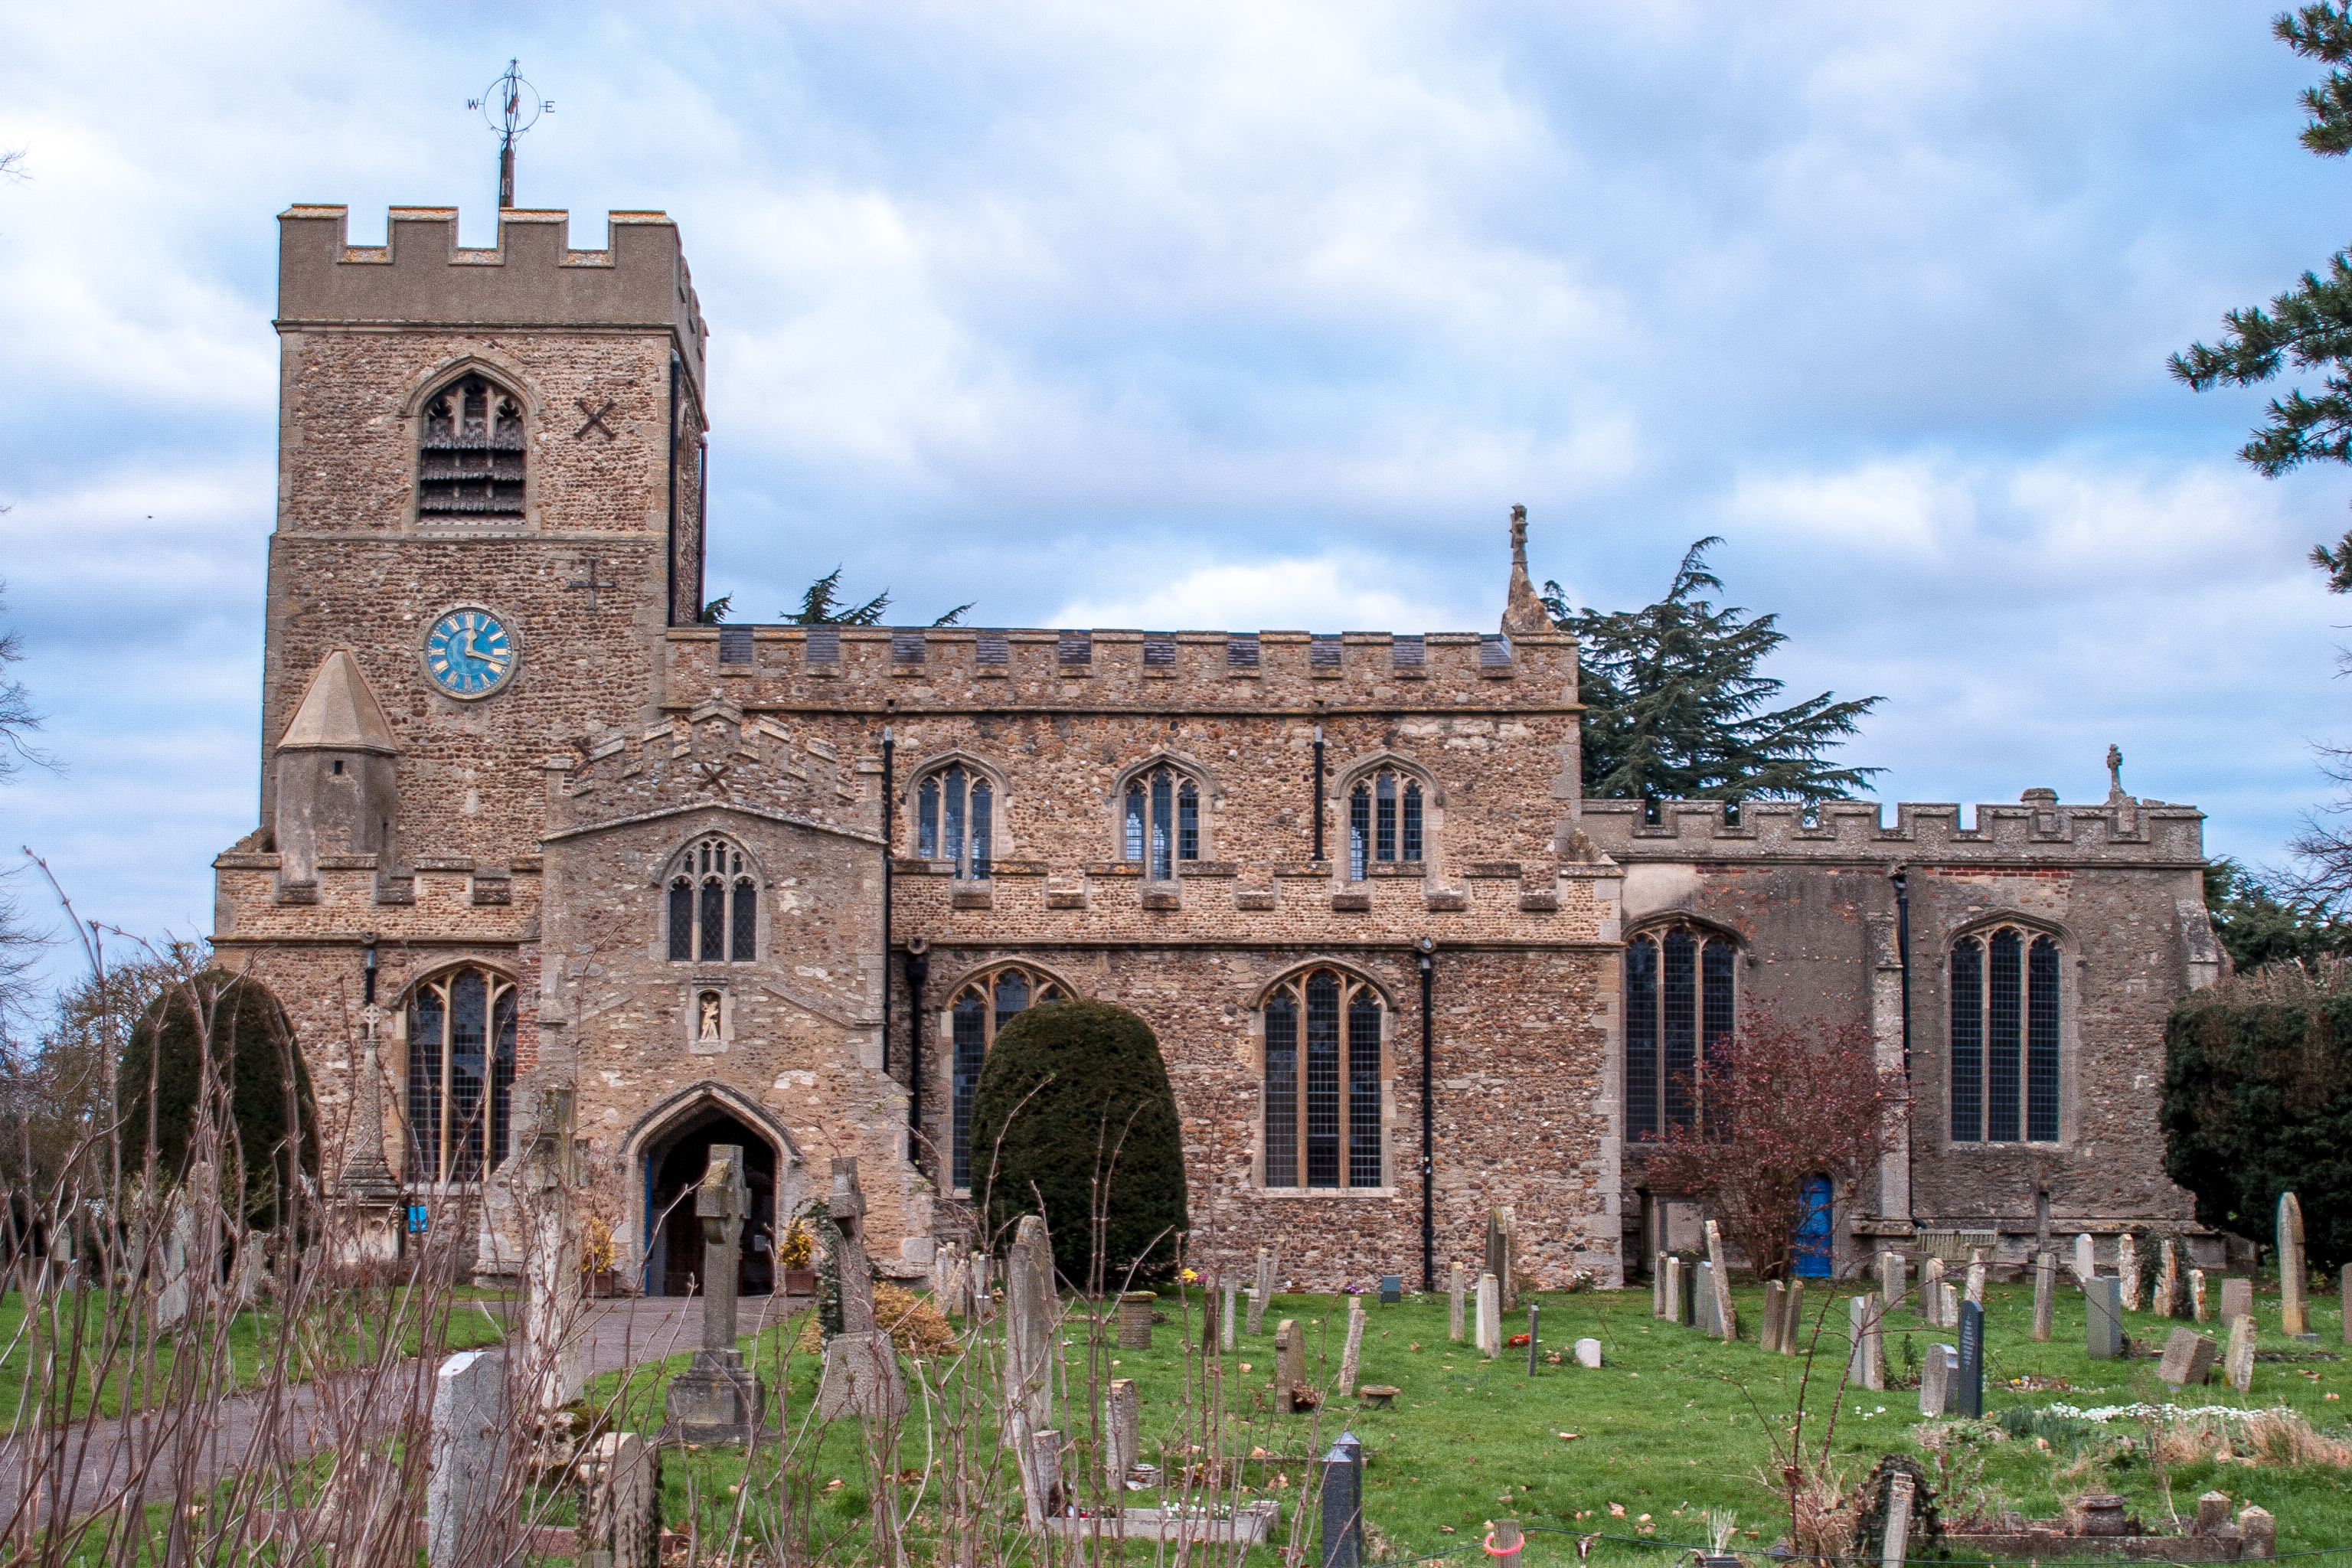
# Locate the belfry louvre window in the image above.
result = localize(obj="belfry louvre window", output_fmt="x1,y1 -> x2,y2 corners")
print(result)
1624,925 -> 1736,1143
949,965 -> 1067,1191
418,373 -> 525,520
1347,768 -> 1424,880
405,967 -> 516,1183
1263,969 -> 1386,1189
666,837 -> 757,963
1950,926 -> 2060,1144
1122,765 -> 1200,879
917,764 -> 994,879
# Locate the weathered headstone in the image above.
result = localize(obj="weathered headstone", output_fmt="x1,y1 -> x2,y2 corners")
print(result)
1007,1214 -> 1060,1521
2220,1276 -> 2252,1325
2118,1234 -> 2141,1312
2158,1326 -> 2216,1387
1249,1247 -> 1273,1333
1276,1318 -> 1307,1411
1662,1258 -> 1684,1328
2032,1252 -> 2055,1341
1704,1220 -> 1736,1340
2073,1231 -> 2096,1286
665,1146 -> 772,1442
1781,1280 -> 1805,1355
1222,1279 -> 1239,1351
1940,1282 -> 1959,1326
1920,1257 -> 1946,1326
1476,1271 -> 1501,1357
1448,1263 -> 1465,1343
1880,1250 -> 1907,1315
1653,1253 -> 1668,1318
1338,1297 -> 1367,1394
426,1350 -> 509,1568
1028,1429 -> 1067,1524
2280,1192 -> 2311,1338
2086,1276 -> 2123,1360
1761,1279 -> 1788,1354
1880,1469 -> 1916,1568
1319,1434 -> 1364,1568
1117,1291 -> 1156,1350
1963,1262 -> 1985,1307
1486,1207 -> 1519,1311
1919,1342 -> 1955,1416
1105,1378 -> 1139,1490
1955,1300 -> 1984,1418
2226,1314 -> 2256,1393
577,1430 -> 661,1568
2155,1239 -> 2182,1319
2239,1504 -> 2276,1560
1847,1294 -> 1883,1392
2191,1268 -> 2208,1325
1574,1337 -> 1602,1368
1695,1261 -> 1717,1338
2197,1491 -> 2232,1534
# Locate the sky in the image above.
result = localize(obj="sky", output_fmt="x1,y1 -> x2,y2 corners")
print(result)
1,2 -> 2348,994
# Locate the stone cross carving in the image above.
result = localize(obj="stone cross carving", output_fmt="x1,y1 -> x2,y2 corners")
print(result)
697,1145 -> 749,1354
2107,743 -> 2125,799
566,555 -> 617,609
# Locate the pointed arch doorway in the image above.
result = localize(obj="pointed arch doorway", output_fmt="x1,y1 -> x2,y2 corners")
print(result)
626,1084 -> 802,1298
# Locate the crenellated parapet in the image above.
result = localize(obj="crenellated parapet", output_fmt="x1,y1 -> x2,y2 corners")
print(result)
1579,791 -> 2207,865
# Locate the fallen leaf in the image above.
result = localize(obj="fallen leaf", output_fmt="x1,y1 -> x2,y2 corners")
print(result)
1558,1432 -> 1580,1440
1440,1527 -> 1456,1534
1609,1504 -> 1626,1518
1240,1363 -> 1253,1373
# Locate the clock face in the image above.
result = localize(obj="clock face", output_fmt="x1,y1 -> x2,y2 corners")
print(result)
423,606 -> 519,699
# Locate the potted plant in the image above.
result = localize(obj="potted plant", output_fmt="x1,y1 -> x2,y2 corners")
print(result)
580,1215 -> 618,1297
779,1217 -> 817,1296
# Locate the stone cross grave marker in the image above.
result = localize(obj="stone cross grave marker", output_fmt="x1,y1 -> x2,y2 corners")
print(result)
2086,1276 -> 2123,1360
1338,1296 -> 1367,1394
1780,1280 -> 1805,1355
577,1429 -> 662,1568
1222,1278 -> 1239,1351
1449,1262 -> 1466,1342
1920,1257 -> 1946,1326
2192,1268 -> 2208,1324
2074,1232 -> 2096,1286
2118,1234 -> 2141,1312
1919,1341 -> 1955,1416
2032,1253 -> 2056,1341
2280,1192 -> 2311,1338
1955,1300 -> 1984,1418
1761,1279 -> 1787,1354
817,1156 -> 906,1425
1705,1220 -> 1736,1340
1006,1214 -> 1060,1521
426,1350 -> 509,1568
1847,1294 -> 1883,1392
1105,1378 -> 1139,1490
2227,1314 -> 2257,1393
1275,1318 -> 1306,1413
1476,1271 -> 1501,1357
2158,1326 -> 2216,1387
663,1145 -> 771,1444
2220,1276 -> 2252,1325
1117,1291 -> 1155,1350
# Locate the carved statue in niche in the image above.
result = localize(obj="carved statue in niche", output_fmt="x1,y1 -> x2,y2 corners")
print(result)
698,991 -> 723,1043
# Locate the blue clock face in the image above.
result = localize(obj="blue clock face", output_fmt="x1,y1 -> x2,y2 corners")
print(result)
423,607 -> 518,698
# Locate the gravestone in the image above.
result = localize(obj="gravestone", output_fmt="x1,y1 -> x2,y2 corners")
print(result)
1222,1279 -> 1239,1351
1105,1378 -> 1139,1490
2198,1491 -> 2232,1534
2220,1276 -> 2252,1325
2226,1315 -> 2256,1393
577,1430 -> 661,1568
1955,1300 -> 1984,1418
1963,1262 -> 1985,1307
2155,1239 -> 2182,1319
2086,1276 -> 2124,1360
2240,1504 -> 2276,1560
1249,1248 -> 1273,1334
521,1089 -> 584,1411
426,1350 -> 509,1568
2073,1232 -> 2096,1286
1781,1280 -> 1805,1355
1338,1297 -> 1367,1394
1654,1253 -> 1668,1318
2192,1268 -> 2208,1325
1694,1262 -> 1717,1338
1940,1282 -> 1959,1326
1027,1429 -> 1067,1524
2280,1192 -> 2311,1338
1847,1294 -> 1883,1392
1761,1279 -> 1788,1354
1574,1337 -> 1602,1367
1880,1468 -> 1916,1568
1919,1341 -> 1956,1416
664,1146 -> 772,1442
1661,1258 -> 1683,1328
1704,1220 -> 1736,1340
1920,1257 -> 1946,1326
1380,1274 -> 1401,1306
2118,1234 -> 2141,1312
154,1194 -> 195,1334
1486,1207 -> 1519,1311
1117,1292 -> 1155,1350
1476,1271 -> 1501,1357
1320,1434 -> 1364,1568
1276,1319 -> 1307,1412
1007,1214 -> 1060,1521
1880,1250 -> 1907,1315
2032,1252 -> 2055,1341
2158,1326 -> 2216,1387
1449,1263 -> 1465,1343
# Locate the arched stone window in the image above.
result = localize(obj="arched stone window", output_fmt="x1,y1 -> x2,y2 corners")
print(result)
1346,766 -> 1426,880
1262,967 -> 1387,1190
666,837 -> 758,963
418,371 -> 526,521
916,762 -> 995,879
1122,763 -> 1202,879
1625,922 -> 1736,1143
405,966 -> 516,1183
1950,924 -> 2061,1144
946,964 -> 1070,1192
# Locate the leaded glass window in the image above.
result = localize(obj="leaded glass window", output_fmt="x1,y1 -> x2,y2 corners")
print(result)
946,964 -> 1067,1191
1950,926 -> 2060,1144
1347,768 -> 1425,880
916,764 -> 994,879
1123,765 -> 1201,879
417,372 -> 525,521
1623,924 -> 1736,1143
405,966 -> 516,1183
666,837 -> 758,962
1262,968 -> 1386,1189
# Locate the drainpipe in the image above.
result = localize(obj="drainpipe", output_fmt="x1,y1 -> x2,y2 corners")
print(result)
882,727 -> 894,1080
1418,936 -> 1436,1291
1313,726 -> 1326,862
1892,867 -> 1914,1227
906,940 -> 929,1170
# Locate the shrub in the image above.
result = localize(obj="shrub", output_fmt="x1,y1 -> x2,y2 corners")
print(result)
969,998 -> 1190,1287
2163,957 -> 2352,1269
120,972 -> 316,1222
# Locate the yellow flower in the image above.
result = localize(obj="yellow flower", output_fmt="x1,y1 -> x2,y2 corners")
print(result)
1181,1268 -> 1199,1282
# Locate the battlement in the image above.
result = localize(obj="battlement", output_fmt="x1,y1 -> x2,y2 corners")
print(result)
276,205 -> 706,392
659,623 -> 1579,712
1580,793 -> 2206,865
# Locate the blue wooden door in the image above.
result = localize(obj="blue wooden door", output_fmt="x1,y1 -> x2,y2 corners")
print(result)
1792,1174 -> 1833,1277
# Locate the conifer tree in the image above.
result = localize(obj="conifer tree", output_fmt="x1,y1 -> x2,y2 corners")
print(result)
780,567 -> 971,627
1543,537 -> 1883,802
2172,4 -> 2352,589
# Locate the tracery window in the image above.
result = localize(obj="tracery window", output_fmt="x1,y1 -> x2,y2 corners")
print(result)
1949,925 -> 2060,1145
948,964 -> 1068,1192
1262,968 -> 1387,1190
418,372 -> 526,521
916,763 -> 994,880
1347,767 -> 1425,880
405,966 -> 516,1184
1624,923 -> 1736,1143
666,837 -> 758,963
1122,764 -> 1201,879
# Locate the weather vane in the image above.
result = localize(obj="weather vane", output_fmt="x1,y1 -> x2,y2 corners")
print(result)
467,60 -> 551,211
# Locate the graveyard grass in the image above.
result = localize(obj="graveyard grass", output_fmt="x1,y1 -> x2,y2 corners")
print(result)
583,1276 -> 2352,1565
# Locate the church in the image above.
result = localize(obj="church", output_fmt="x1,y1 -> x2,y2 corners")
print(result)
208,201 -> 2228,1296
